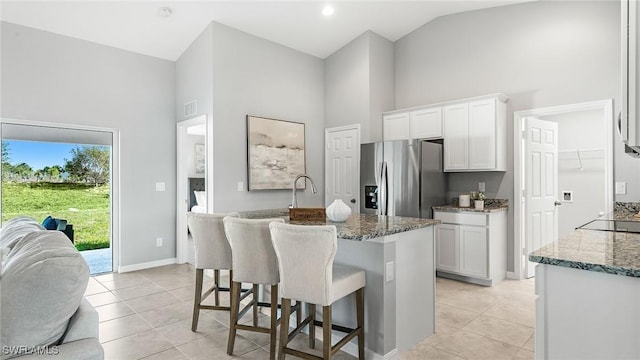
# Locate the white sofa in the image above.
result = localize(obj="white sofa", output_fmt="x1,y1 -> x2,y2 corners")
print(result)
0,217 -> 103,360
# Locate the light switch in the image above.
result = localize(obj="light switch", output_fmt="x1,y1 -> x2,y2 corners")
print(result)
237,182 -> 244,192
385,261 -> 394,282
155,182 -> 165,192
615,181 -> 627,195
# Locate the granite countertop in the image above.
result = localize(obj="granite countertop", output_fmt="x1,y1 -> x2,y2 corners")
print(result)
432,199 -> 508,213
238,208 -> 439,241
529,202 -> 640,278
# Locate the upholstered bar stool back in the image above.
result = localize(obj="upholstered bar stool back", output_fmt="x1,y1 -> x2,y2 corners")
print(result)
187,212 -> 239,332
269,222 -> 366,360
223,217 -> 290,360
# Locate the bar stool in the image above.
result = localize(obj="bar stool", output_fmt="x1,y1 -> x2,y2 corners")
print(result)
187,212 -> 239,332
269,222 -> 366,360
223,216 -> 301,360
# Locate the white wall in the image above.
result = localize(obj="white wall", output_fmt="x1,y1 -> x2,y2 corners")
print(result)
209,22 -> 325,211
1,21 -> 177,267
394,0 -> 635,272
324,31 -> 394,144
541,110 -> 606,238
176,24 -> 213,123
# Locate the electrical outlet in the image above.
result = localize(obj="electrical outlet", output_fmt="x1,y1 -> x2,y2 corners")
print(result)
385,261 -> 394,282
156,237 -> 163,247
615,181 -> 627,195
478,182 -> 485,192
237,182 -> 244,192
155,182 -> 165,192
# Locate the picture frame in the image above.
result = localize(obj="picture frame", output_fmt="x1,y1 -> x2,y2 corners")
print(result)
194,144 -> 205,174
247,115 -> 306,191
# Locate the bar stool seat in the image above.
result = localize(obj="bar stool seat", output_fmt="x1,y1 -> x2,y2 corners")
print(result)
187,212 -> 239,332
269,222 -> 365,360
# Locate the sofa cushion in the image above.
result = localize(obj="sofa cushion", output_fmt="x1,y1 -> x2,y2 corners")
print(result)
0,216 -> 44,250
1,230 -> 89,357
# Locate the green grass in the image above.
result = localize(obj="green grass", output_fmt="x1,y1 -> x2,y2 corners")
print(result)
2,182 -> 110,251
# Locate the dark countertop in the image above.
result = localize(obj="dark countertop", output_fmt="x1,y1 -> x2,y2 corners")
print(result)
432,199 -> 508,214
529,202 -> 640,278
238,208 -> 439,241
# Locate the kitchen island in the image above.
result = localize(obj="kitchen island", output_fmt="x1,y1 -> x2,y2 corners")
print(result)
239,209 -> 439,359
529,204 -> 640,360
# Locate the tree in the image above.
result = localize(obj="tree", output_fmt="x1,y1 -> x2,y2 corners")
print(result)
2,142 -> 11,180
12,163 -> 33,180
64,146 -> 110,185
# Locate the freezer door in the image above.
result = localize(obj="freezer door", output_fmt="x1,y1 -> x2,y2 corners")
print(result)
385,140 -> 421,217
360,142 -> 383,214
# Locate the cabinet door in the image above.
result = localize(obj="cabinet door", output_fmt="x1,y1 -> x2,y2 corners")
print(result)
468,99 -> 496,169
443,103 -> 469,171
383,113 -> 410,141
436,224 -> 459,273
459,225 -> 488,278
410,107 -> 442,139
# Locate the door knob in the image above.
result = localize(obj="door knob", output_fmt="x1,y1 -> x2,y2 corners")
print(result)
554,201 -> 562,206
350,199 -> 356,204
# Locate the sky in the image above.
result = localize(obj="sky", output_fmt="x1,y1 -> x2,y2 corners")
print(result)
3,140 -> 80,170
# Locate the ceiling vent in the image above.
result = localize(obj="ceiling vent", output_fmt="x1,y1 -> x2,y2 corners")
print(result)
184,100 -> 197,117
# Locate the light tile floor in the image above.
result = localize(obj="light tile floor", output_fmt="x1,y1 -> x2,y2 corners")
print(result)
88,264 -> 535,360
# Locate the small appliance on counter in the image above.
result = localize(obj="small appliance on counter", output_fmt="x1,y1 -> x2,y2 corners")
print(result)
458,194 -> 471,208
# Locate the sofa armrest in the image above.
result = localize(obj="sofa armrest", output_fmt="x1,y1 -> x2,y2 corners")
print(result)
60,299 -> 99,344
16,338 -> 103,360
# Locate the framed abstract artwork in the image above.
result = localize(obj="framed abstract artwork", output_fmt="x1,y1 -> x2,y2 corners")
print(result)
246,115 -> 305,190
194,144 -> 205,174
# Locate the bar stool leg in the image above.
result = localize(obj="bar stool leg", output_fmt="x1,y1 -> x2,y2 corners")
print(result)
227,281 -> 241,355
278,298 -> 291,360
356,288 -> 365,360
269,284 -> 278,360
214,269 -> 220,306
252,284 -> 260,326
308,303 -> 316,349
191,268 -> 204,332
323,305 -> 332,360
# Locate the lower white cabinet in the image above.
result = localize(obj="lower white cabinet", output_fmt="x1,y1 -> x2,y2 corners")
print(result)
434,210 -> 506,286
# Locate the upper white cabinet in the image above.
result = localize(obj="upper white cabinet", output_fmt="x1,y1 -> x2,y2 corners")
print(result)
410,107 -> 443,139
621,0 -> 640,152
382,94 -> 508,172
383,107 -> 442,141
383,113 -> 410,141
443,95 -> 508,172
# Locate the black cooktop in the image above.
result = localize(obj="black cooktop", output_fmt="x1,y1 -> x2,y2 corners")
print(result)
576,219 -> 640,234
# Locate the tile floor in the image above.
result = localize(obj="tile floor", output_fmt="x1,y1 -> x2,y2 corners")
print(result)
88,264 -> 535,359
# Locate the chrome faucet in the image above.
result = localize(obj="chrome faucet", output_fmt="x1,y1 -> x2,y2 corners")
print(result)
290,174 -> 318,208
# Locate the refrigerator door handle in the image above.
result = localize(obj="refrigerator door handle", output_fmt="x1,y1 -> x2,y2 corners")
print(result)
379,162 -> 388,215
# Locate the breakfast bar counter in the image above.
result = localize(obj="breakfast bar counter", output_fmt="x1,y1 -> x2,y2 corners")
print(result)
238,208 -> 439,359
529,204 -> 640,359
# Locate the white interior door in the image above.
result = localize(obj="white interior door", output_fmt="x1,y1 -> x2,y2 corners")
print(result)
525,117 -> 558,278
325,126 -> 360,213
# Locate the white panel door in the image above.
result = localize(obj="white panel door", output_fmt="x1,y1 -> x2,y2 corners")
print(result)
468,99 -> 496,169
525,117 -> 558,278
436,224 -> 459,273
383,113 -> 410,141
410,107 -> 442,139
325,126 -> 360,213
443,103 -> 469,170
459,225 -> 489,278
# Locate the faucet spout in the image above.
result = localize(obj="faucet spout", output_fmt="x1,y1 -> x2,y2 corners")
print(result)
291,174 -> 318,208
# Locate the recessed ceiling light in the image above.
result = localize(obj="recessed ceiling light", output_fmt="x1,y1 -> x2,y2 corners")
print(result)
322,5 -> 335,16
158,6 -> 173,18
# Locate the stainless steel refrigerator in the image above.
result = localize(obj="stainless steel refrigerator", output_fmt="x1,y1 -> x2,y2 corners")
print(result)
360,139 -> 447,218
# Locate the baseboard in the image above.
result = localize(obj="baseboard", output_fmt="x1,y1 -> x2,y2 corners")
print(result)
117,258 -> 176,273
506,271 -> 520,280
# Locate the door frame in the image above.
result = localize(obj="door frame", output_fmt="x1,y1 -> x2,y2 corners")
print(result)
324,124 -> 361,210
176,115 -> 212,264
513,99 -> 613,279
0,117 -> 121,271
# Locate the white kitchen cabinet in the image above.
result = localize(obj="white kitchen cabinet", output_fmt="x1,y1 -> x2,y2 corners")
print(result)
443,103 -> 469,170
434,209 -> 506,286
410,107 -> 442,139
443,95 -> 507,172
383,113 -> 410,141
